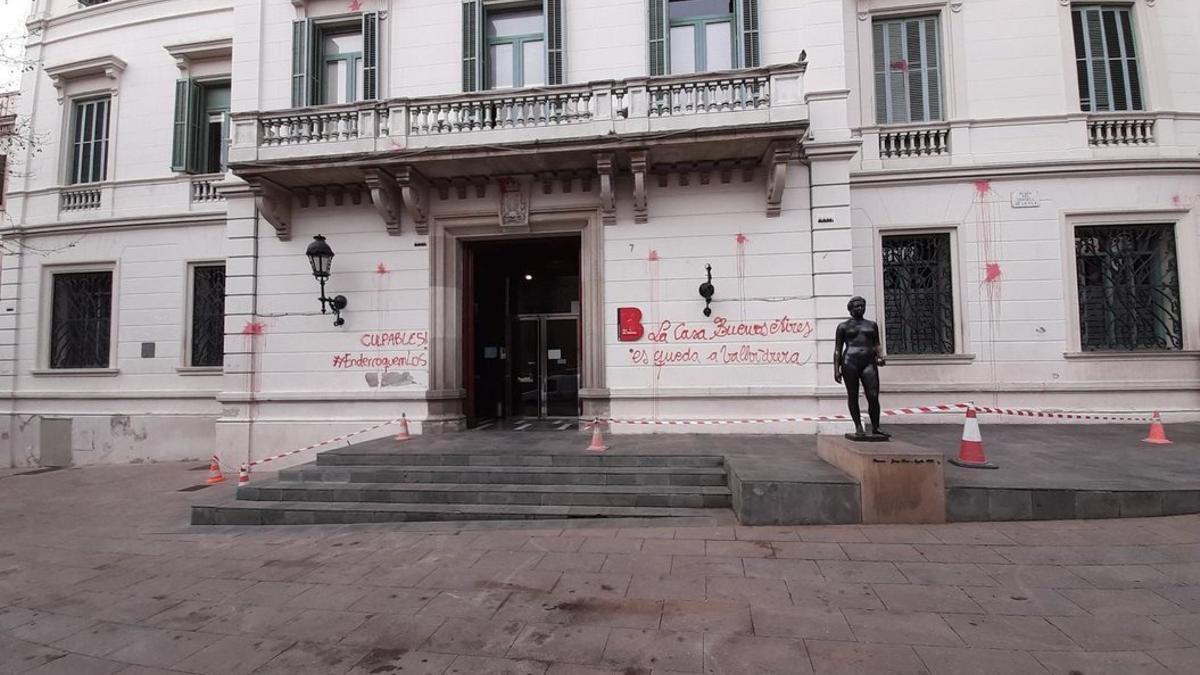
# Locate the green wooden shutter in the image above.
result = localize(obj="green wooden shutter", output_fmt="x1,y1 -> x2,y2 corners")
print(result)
186,81 -> 204,173
739,0 -> 760,68
872,22 -> 887,124
291,19 -> 310,107
462,0 -> 481,91
363,12 -> 379,99
545,0 -> 564,84
171,79 -> 192,171
922,17 -> 942,121
648,0 -> 667,76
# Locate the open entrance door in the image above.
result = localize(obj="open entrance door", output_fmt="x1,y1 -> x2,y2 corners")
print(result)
463,237 -> 581,427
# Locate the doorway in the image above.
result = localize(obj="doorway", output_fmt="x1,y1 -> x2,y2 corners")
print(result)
464,236 -> 581,427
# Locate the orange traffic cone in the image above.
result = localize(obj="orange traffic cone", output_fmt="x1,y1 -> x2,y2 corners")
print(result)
1143,411 -> 1172,445
586,418 -> 607,453
205,455 -> 225,484
238,464 -> 250,485
949,407 -> 998,469
395,414 -> 412,442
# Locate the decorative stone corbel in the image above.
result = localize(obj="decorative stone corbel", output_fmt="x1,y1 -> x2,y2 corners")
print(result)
246,178 -> 293,240
629,150 -> 649,224
595,152 -> 617,225
764,142 -> 794,218
394,166 -> 430,235
363,168 -> 403,236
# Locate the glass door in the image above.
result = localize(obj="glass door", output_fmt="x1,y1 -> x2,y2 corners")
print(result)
510,314 -> 579,419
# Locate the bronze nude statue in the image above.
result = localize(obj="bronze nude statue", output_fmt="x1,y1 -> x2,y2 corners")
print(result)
833,296 -> 890,441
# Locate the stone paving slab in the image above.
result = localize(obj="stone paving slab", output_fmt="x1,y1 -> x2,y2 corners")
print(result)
4,462 -> 1200,673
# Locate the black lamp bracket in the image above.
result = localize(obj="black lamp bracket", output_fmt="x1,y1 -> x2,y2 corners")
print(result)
316,277 -> 348,327
698,264 -> 715,318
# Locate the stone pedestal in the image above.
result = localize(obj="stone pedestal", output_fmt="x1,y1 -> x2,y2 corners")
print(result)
817,435 -> 946,524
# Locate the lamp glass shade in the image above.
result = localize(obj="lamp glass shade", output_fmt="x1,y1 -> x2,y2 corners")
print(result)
306,234 -> 335,279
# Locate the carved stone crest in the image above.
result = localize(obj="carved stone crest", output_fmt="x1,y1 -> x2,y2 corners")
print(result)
498,177 -> 530,231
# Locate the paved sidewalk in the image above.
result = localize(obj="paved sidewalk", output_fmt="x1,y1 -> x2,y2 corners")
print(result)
4,463 -> 1200,673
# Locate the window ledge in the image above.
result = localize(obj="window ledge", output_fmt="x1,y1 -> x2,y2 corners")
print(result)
1063,350 -> 1200,361
31,368 -> 120,377
176,366 -> 223,376
887,354 -> 976,365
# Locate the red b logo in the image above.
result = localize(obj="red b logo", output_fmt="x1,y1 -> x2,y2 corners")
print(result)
618,307 -> 644,342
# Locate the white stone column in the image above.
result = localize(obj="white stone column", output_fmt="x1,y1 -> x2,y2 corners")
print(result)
214,178 -> 260,466
0,245 -> 23,468
804,91 -> 861,408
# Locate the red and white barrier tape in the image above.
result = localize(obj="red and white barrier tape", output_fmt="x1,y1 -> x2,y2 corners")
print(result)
971,406 -> 1152,423
587,403 -> 1155,426
586,403 -> 969,426
246,418 -> 401,468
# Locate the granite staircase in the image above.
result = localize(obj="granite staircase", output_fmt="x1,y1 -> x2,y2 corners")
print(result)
191,447 -> 731,525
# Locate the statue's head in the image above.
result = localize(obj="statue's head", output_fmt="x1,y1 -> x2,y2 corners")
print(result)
847,296 -> 867,319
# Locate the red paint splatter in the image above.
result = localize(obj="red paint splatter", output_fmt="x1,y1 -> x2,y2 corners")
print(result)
735,233 -> 748,244
984,263 -> 1002,283
1172,195 -> 1184,208
974,180 -> 991,197
242,322 -> 266,336
890,60 -> 909,72
376,262 -> 388,275
647,250 -> 660,261
348,0 -> 363,11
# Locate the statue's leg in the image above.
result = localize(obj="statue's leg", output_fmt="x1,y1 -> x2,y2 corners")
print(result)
862,363 -> 887,436
842,362 -> 865,435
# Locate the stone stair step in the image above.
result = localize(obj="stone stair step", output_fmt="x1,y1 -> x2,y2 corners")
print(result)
317,452 -> 724,468
236,481 -> 732,508
191,499 -> 732,526
277,463 -> 728,487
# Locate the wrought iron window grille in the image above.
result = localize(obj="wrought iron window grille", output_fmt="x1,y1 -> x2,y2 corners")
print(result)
882,233 -> 955,355
1076,224 -> 1182,352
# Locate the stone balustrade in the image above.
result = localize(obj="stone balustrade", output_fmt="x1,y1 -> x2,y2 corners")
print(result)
190,176 -> 225,203
229,63 -> 808,164
878,124 -> 951,159
59,186 -> 101,212
1088,115 -> 1155,146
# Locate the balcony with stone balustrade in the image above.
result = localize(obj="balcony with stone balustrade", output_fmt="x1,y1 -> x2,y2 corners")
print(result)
226,62 -> 817,239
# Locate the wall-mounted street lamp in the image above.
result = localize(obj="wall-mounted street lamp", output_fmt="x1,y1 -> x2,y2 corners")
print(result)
305,234 -> 348,327
699,264 -> 715,317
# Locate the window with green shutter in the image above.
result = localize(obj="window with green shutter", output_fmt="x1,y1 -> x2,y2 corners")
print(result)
292,12 -> 380,106
464,0 -> 564,92
649,1 -> 758,76
873,15 -> 943,125
1071,4 -> 1143,112
171,80 -> 229,174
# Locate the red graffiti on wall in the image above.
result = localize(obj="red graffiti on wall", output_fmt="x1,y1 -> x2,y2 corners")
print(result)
646,316 -> 815,344
349,0 -> 363,11
242,322 -> 266,336
984,262 -> 1002,284
376,262 -> 389,275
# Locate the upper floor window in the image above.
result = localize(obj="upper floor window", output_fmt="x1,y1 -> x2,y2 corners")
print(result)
669,0 -> 734,74
49,269 -> 113,370
881,232 -> 956,355
69,96 -> 110,185
873,15 -> 942,125
487,7 -> 545,89
292,13 -> 379,107
172,80 -> 229,174
1072,5 -> 1143,112
649,0 -> 759,76
463,0 -> 563,92
1076,223 -> 1180,351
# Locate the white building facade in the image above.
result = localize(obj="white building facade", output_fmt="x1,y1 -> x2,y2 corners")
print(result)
2,0 -> 1198,467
